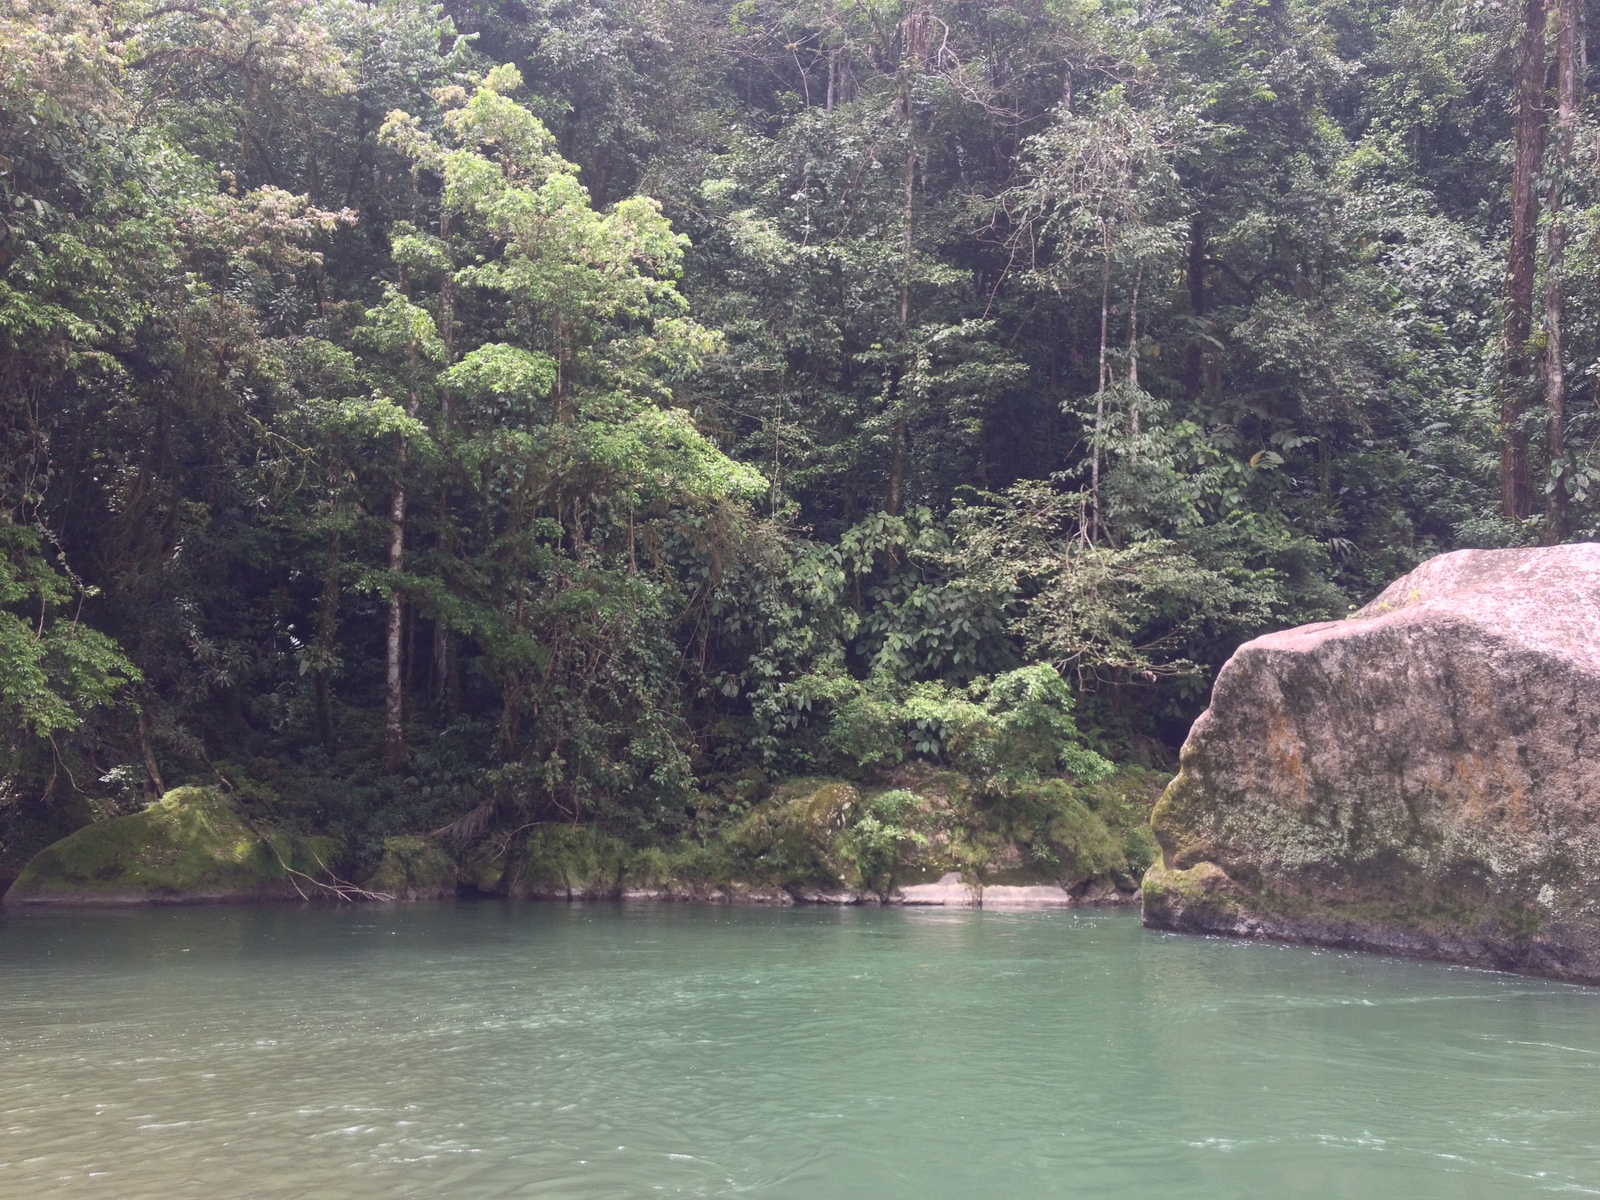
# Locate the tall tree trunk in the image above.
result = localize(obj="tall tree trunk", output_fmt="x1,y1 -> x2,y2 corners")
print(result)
382,392 -> 418,773
1544,0 -> 1579,540
1502,0 -> 1548,522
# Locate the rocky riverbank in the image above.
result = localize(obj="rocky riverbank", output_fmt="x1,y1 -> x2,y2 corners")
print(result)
4,767 -> 1163,909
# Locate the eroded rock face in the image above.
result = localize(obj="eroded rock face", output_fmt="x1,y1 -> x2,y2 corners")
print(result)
1143,545 -> 1600,982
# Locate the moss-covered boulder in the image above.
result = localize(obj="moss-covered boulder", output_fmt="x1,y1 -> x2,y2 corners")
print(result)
0,790 -> 95,892
3,786 -> 333,905
1144,546 -> 1600,983
729,780 -> 862,893
502,825 -> 633,899
366,836 -> 457,901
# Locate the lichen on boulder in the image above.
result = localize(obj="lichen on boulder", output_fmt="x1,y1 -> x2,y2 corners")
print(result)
366,836 -> 457,901
3,786 -> 332,905
1143,545 -> 1600,983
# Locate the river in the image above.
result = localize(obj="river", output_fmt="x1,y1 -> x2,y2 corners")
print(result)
2,902 -> 1597,1198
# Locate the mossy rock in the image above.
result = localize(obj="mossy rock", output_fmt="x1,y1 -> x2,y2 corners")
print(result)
504,825 -> 632,899
0,788 -> 95,891
455,770 -> 1160,906
366,836 -> 457,901
730,779 -> 860,891
623,842 -> 741,896
467,855 -> 506,894
2,786 -> 331,905
956,778 -> 1125,887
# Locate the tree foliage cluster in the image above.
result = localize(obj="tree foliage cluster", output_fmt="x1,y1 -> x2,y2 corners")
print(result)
0,0 -> 1593,871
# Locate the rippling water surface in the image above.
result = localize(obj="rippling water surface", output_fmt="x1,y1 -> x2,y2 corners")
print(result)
3,902 -> 1599,1198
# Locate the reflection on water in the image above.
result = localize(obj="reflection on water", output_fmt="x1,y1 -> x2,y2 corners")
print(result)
2,902 -> 1597,1199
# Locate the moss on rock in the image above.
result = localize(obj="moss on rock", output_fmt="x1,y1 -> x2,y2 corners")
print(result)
2,786 -> 330,905
1141,861 -> 1243,925
729,780 -> 861,892
366,836 -> 457,901
502,825 -> 633,899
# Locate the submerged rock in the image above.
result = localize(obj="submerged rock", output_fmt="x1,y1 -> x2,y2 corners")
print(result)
1143,545 -> 1600,982
3,787 -> 333,905
366,836 -> 457,901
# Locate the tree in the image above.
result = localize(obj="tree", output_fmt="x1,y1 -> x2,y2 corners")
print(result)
377,63 -> 760,810
1543,0 -> 1580,539
1502,0 -> 1547,523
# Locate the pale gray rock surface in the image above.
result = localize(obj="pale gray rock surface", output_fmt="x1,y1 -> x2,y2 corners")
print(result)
979,884 -> 1077,907
894,874 -> 1132,907
898,872 -> 981,906
1143,545 -> 1600,982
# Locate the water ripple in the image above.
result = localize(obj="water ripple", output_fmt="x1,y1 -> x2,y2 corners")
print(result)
1,903 -> 1598,1198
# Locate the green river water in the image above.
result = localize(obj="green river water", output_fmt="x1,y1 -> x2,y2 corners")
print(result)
2,902 -> 1598,1199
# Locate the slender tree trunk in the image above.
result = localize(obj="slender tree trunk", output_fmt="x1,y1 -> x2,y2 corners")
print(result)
1502,0 -> 1548,522
888,56 -> 916,524
1127,266 -> 1142,462
315,529 -> 339,748
1090,236 -> 1111,544
382,392 -> 418,773
772,380 -> 784,516
901,145 -> 915,329
885,365 -> 906,518
433,211 -> 458,720
1184,215 -> 1206,401
382,479 -> 407,771
437,213 -> 454,361
404,592 -> 416,696
887,411 -> 907,515
138,709 -> 165,796
432,620 -> 457,720
1545,0 -> 1579,540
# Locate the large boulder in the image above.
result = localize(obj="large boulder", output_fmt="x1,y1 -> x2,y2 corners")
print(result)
1143,545 -> 1600,983
3,786 -> 334,905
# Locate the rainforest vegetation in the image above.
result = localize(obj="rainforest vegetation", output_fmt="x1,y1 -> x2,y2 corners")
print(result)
0,0 -> 1594,883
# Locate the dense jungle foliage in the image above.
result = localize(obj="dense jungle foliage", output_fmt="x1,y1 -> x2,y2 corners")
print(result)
1,0 -> 1595,879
